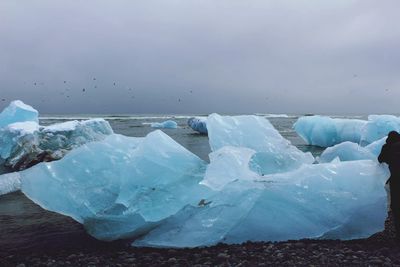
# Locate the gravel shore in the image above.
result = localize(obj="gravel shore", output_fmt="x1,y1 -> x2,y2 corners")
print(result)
2,213 -> 400,267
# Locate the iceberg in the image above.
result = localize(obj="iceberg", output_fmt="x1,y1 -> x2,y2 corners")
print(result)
134,158 -> 388,247
0,119 -> 113,171
295,115 -> 400,147
318,138 -> 386,163
294,116 -> 367,147
187,117 -> 207,134
200,146 -> 260,191
360,115 -> 400,145
207,114 -> 315,175
0,172 -> 21,195
150,120 -> 178,129
17,113 -> 389,247
0,100 -> 38,128
21,131 -> 210,240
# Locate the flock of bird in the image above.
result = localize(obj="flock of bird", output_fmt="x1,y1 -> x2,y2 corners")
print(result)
1,78 -> 195,104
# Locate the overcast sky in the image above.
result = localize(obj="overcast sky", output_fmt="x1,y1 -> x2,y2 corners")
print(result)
0,0 -> 399,114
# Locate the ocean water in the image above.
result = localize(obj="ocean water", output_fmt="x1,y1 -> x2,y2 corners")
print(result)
0,114 -> 366,254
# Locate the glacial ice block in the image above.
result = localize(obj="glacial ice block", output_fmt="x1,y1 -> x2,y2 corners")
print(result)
133,159 -> 388,248
187,117 -> 208,134
21,131 -> 210,241
294,116 -> 367,147
0,172 -> 21,195
295,115 -> 400,147
0,100 -> 39,128
206,114 -> 314,175
360,115 -> 400,145
318,142 -> 376,163
150,120 -> 178,129
318,137 -> 386,163
0,119 -> 113,170
200,146 -> 260,191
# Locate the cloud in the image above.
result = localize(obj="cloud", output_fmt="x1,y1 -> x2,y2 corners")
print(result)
0,0 -> 399,114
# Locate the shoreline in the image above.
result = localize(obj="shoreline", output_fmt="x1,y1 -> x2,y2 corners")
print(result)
2,236 -> 400,266
1,193 -> 399,266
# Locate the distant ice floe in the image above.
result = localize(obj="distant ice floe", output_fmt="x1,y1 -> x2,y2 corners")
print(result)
294,115 -> 400,147
150,120 -> 178,129
255,113 -> 294,118
15,112 -> 389,247
187,117 -> 208,134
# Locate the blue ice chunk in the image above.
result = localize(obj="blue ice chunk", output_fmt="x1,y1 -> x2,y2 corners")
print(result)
295,115 -> 400,147
0,121 -> 40,160
0,172 -> 21,195
0,119 -> 113,170
187,117 -> 207,134
207,114 -> 314,175
365,137 -> 386,156
21,130 -> 210,241
200,146 -> 259,191
318,142 -> 375,163
360,115 -> 400,145
294,116 -> 367,147
318,137 -> 386,163
0,100 -> 39,128
133,156 -> 388,247
150,120 -> 178,129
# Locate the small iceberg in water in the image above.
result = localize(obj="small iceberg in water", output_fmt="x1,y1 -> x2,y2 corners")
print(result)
150,120 -> 178,129
294,114 -> 400,147
187,117 -> 207,134
0,100 -> 113,171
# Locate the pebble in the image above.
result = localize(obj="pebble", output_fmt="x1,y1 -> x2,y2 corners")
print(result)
3,218 -> 400,267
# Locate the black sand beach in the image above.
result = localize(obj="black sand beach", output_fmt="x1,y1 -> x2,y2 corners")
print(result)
2,192 -> 400,267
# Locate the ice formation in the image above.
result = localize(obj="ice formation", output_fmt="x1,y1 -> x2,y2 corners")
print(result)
318,137 -> 386,163
0,100 -> 38,128
0,119 -> 113,170
294,116 -> 367,147
207,114 -> 315,175
0,172 -> 21,195
295,115 -> 400,147
150,120 -> 178,129
133,159 -> 388,247
360,115 -> 400,145
17,113 -> 390,247
21,131 -> 211,240
187,117 -> 208,134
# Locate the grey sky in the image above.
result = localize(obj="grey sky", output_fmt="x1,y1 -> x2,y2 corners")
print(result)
0,0 -> 399,114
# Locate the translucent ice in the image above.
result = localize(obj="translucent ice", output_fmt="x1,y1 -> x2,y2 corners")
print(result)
295,115 -> 400,147
318,142 -> 375,163
17,113 -> 390,247
0,100 -> 38,128
187,117 -> 208,134
151,120 -> 178,129
207,114 -> 315,175
0,119 -> 113,170
21,131 -> 210,241
134,159 -> 388,247
0,172 -> 21,195
294,116 -> 367,147
360,115 -> 400,145
200,146 -> 259,191
318,138 -> 386,163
